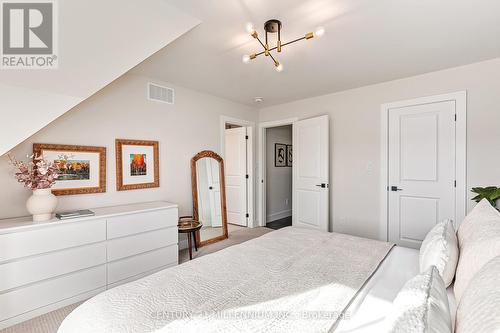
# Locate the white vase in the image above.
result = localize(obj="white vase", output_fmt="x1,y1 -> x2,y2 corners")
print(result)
26,189 -> 58,222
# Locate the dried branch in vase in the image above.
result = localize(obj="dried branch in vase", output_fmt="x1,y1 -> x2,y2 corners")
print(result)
8,153 -> 59,190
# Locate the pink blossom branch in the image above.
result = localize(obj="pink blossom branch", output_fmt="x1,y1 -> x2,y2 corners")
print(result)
8,153 -> 59,190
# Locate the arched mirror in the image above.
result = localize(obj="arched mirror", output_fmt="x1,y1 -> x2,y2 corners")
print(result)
191,150 -> 228,246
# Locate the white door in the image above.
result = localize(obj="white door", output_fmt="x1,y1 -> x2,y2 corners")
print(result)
225,127 -> 248,226
206,159 -> 222,227
293,115 -> 329,231
388,101 -> 456,248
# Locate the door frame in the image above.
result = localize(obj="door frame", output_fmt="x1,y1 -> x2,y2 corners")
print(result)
258,118 -> 298,227
220,116 -> 255,227
380,91 -> 467,241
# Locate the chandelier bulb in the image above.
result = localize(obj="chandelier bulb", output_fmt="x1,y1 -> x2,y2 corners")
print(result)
242,55 -> 251,64
314,26 -> 325,38
275,62 -> 284,72
246,22 -> 255,34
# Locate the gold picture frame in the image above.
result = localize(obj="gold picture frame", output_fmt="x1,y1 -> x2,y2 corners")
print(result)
115,139 -> 159,191
33,143 -> 106,196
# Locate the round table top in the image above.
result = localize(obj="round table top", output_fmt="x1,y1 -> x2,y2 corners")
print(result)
178,220 -> 202,233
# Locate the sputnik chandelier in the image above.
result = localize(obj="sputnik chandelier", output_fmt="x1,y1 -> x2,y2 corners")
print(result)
242,19 -> 325,72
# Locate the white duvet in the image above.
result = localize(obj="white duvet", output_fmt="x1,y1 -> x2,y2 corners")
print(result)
59,227 -> 393,333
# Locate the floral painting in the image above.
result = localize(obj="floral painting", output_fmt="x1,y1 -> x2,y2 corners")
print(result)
130,154 -> 147,176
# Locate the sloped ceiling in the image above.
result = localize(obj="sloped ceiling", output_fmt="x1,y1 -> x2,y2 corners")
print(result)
0,0 -> 200,156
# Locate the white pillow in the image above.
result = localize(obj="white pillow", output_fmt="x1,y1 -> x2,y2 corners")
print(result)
385,266 -> 452,333
455,255 -> 500,333
457,199 -> 500,245
419,220 -> 458,287
454,199 -> 500,301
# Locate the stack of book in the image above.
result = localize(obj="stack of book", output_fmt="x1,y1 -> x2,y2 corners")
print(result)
55,209 -> 95,220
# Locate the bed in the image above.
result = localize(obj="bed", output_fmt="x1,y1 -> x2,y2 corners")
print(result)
58,227 -> 454,333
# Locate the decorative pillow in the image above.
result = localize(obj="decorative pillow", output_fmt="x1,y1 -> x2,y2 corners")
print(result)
419,220 -> 458,287
457,199 -> 500,245
455,255 -> 500,333
385,266 -> 452,333
454,199 -> 500,301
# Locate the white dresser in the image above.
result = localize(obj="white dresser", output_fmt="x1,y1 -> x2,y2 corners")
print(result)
0,201 -> 178,329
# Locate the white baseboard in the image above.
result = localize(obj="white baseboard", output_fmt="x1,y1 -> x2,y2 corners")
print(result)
266,209 -> 292,223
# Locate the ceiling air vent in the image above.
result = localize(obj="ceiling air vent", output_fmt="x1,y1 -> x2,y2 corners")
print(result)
148,82 -> 174,104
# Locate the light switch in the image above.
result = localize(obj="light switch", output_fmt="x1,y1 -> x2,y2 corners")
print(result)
366,161 -> 374,175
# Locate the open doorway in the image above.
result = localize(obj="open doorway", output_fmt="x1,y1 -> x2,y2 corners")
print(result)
259,116 -> 329,231
220,116 -> 255,235
264,125 -> 293,229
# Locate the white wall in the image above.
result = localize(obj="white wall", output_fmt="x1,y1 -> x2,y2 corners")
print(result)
259,57 -> 500,240
0,0 -> 200,156
266,125 -> 292,222
0,73 -> 257,220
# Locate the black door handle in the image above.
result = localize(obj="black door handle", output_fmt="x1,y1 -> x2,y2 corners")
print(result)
390,186 -> 403,191
209,186 -> 213,190
316,183 -> 328,188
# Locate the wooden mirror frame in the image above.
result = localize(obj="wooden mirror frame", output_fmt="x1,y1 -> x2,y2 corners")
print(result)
191,150 -> 229,247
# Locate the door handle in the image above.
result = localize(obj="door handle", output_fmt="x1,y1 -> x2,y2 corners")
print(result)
316,183 -> 328,188
390,186 -> 403,191
209,186 -> 213,190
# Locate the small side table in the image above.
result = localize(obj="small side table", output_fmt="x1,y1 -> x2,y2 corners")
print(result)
178,218 -> 202,260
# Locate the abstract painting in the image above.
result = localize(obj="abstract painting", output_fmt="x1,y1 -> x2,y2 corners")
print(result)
275,143 -> 287,167
286,145 -> 292,167
130,154 -> 147,176
55,159 -> 91,181
116,139 -> 159,191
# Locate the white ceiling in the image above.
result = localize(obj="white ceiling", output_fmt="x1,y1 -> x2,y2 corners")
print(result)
132,0 -> 500,107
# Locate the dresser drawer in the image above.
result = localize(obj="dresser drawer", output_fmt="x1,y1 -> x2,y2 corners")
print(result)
107,245 -> 178,284
107,208 -> 178,239
0,243 -> 106,293
0,265 -> 106,322
107,227 -> 177,261
0,219 -> 106,263
107,262 -> 177,290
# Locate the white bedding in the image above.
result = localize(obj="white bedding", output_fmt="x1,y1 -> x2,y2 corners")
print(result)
334,246 -> 457,332
59,227 -> 393,333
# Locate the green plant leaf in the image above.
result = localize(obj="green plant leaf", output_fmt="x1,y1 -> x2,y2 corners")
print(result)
471,194 -> 482,202
470,186 -> 500,204
492,188 -> 500,201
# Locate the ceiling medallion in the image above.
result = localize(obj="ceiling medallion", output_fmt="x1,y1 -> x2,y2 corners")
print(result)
242,19 -> 325,72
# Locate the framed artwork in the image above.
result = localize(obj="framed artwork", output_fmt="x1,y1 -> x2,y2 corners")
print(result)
33,143 -> 106,196
115,139 -> 159,191
274,143 -> 287,167
286,144 -> 293,167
